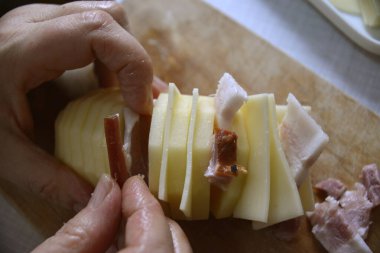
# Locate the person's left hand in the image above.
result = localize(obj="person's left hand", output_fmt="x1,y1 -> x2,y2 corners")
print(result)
32,175 -> 193,253
0,1 -> 166,211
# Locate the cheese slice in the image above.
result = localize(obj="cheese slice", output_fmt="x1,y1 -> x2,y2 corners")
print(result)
149,93 -> 169,196
166,94 -> 192,219
211,109 -> 249,218
158,84 -> 181,202
359,0 -> 380,27
190,96 -> 215,220
299,172 -> 315,212
66,92 -> 102,174
179,89 -> 199,218
330,0 -> 361,14
252,95 -> 303,230
233,94 -> 270,222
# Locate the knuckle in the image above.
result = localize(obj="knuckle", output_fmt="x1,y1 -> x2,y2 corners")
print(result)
81,10 -> 114,31
57,220 -> 91,246
107,2 -> 129,28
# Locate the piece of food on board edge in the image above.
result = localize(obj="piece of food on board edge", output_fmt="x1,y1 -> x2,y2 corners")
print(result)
55,72 -> 377,252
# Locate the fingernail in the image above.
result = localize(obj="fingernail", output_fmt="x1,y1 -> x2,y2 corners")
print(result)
89,174 -> 113,208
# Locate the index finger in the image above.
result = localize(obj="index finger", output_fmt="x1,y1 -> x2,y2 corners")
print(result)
16,10 -> 153,115
121,176 -> 174,253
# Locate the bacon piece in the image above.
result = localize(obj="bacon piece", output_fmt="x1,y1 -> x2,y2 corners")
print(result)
315,178 -> 347,200
104,114 -> 129,187
204,129 -> 246,189
279,93 -> 329,186
307,197 -> 372,253
339,183 -> 373,239
361,164 -> 380,207
214,73 -> 247,130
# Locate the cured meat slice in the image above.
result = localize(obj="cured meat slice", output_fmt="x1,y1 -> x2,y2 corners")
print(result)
361,164 -> 380,207
307,197 -> 372,253
315,178 -> 347,200
279,93 -> 329,186
204,129 -> 246,190
339,183 -> 373,239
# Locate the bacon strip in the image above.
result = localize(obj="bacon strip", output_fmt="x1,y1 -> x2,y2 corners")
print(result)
104,114 -> 129,187
204,129 -> 246,189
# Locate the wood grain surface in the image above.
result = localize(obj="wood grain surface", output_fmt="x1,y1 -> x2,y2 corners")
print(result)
1,0 -> 379,252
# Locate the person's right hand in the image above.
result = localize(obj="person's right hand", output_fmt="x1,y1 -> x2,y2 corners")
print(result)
32,175 -> 193,253
0,1 -> 166,211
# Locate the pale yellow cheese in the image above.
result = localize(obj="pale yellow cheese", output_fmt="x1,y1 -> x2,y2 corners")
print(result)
180,89 -> 199,218
211,109 -> 249,219
252,95 -> 303,230
55,88 -> 124,185
299,172 -> 315,212
158,84 -> 180,202
166,95 -> 192,219
330,0 -> 361,14
233,94 -> 270,222
190,96 -> 215,220
359,0 -> 380,27
61,99 -> 82,166
148,94 -> 168,196
68,91 -> 105,175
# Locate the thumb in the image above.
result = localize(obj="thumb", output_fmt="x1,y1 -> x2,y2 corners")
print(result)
32,175 -> 121,253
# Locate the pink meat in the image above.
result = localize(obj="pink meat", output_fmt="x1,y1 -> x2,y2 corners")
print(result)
361,164 -> 380,207
315,178 -> 347,200
307,197 -> 372,253
339,183 -> 373,239
308,197 -> 355,252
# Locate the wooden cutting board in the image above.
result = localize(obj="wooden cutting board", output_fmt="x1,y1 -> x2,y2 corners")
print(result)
1,0 -> 379,252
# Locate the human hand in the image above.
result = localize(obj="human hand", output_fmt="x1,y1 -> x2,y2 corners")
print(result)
0,1 -> 166,211
32,175 -> 192,253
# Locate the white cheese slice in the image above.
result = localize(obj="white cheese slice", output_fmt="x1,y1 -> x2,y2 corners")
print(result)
233,94 -> 270,222
158,83 -> 180,201
69,94 -> 99,173
148,93 -> 168,196
252,94 -> 303,230
180,89 -> 199,218
299,172 -> 315,212
211,109 -> 249,218
191,96 -> 215,219
165,94 -> 192,219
